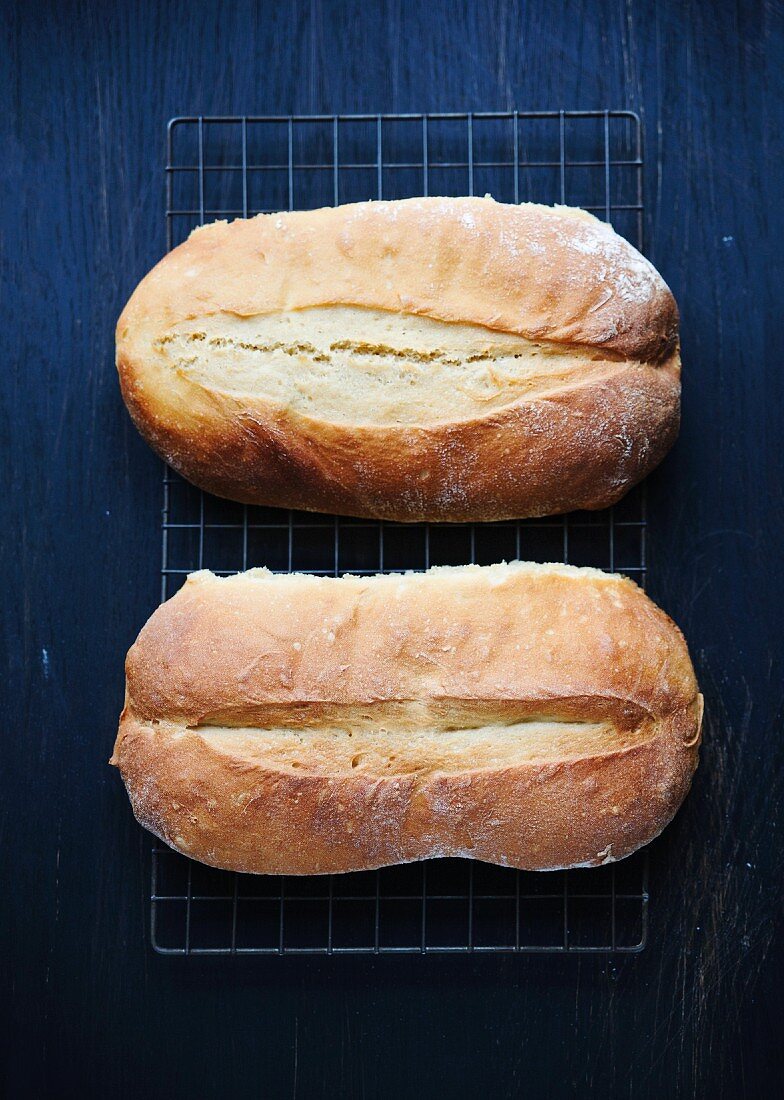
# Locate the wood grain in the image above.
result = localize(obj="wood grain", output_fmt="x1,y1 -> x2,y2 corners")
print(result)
1,0 -> 782,1096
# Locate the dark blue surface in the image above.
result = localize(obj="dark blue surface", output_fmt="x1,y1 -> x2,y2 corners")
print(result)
2,1 -> 782,1096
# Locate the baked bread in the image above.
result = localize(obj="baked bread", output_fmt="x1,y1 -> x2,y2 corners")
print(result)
116,197 -> 680,522
111,564 -> 702,874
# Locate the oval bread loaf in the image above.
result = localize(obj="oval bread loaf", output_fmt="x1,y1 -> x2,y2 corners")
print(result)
111,563 -> 702,874
116,197 -> 681,522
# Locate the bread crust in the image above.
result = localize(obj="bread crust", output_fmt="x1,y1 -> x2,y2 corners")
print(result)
111,565 -> 702,873
116,198 -> 681,521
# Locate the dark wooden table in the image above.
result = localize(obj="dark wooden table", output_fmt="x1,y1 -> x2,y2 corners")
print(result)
3,1 -> 782,1096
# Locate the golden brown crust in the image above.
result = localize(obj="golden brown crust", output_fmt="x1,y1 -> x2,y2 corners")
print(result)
116,198 -> 681,522
112,565 -> 702,873
118,198 -> 678,360
119,354 -> 680,522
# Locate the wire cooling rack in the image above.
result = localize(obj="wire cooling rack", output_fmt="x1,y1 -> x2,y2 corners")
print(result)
152,111 -> 649,955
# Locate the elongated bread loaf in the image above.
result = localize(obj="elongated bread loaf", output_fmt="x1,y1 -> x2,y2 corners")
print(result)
111,564 -> 701,873
116,197 -> 680,521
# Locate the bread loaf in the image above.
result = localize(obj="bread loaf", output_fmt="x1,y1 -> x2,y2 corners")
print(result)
111,564 -> 701,874
116,197 -> 681,522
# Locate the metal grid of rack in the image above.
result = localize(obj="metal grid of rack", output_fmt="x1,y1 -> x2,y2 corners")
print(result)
152,111 -> 649,955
